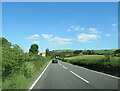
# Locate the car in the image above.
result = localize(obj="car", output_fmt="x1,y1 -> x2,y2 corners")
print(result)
52,59 -> 58,63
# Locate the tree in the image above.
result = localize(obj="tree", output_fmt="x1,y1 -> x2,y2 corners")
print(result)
12,44 -> 23,53
73,50 -> 82,55
114,49 -> 120,56
83,50 -> 92,55
114,49 -> 120,54
29,44 -> 39,54
0,37 -> 11,47
46,48 -> 50,57
91,50 -> 95,55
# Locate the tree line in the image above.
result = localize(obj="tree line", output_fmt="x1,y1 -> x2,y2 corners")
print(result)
1,37 -> 50,89
45,48 -> 120,58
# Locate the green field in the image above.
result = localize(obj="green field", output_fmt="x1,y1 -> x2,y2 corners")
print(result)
65,55 -> 120,67
65,55 -> 105,60
54,49 -> 116,53
62,55 -> 120,77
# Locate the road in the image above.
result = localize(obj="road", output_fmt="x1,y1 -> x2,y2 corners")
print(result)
30,60 -> 119,90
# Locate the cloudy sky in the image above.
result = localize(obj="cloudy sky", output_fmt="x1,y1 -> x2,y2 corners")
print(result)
2,2 -> 118,52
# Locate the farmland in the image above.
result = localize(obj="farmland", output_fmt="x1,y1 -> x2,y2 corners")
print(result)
62,55 -> 120,77
65,55 -> 119,67
52,49 -> 120,77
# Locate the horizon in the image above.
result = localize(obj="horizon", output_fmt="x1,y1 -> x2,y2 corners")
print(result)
2,2 -> 118,52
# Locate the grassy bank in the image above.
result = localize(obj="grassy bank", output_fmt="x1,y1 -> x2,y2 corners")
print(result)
62,55 -> 120,77
1,37 -> 52,89
65,55 -> 119,66
2,56 -> 51,89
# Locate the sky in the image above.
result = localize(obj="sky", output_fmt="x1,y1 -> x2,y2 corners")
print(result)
2,2 -> 118,52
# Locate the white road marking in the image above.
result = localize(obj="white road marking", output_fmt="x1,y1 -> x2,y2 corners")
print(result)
28,61 -> 51,91
59,63 -> 62,66
75,65 -> 120,79
62,66 -> 67,69
70,71 -> 89,84
59,62 -> 67,69
62,61 -> 120,79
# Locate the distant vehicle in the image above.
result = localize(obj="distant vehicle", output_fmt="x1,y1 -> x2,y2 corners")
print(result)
55,55 -> 60,59
52,59 -> 58,63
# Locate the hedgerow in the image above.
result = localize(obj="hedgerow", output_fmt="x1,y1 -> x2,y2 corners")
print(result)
1,37 -> 51,89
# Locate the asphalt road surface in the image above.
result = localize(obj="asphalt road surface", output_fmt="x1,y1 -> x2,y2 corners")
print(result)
31,60 -> 119,89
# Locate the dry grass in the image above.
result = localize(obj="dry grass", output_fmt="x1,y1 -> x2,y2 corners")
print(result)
65,55 -> 105,60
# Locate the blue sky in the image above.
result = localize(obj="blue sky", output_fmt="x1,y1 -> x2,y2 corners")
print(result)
2,2 -> 118,52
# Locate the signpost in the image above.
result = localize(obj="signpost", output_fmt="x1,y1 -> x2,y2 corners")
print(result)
42,52 -> 46,57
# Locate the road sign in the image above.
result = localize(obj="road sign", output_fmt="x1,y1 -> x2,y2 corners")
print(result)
42,52 -> 46,57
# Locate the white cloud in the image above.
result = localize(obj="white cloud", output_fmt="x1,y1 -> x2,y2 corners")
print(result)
70,26 -> 75,28
75,26 -> 81,31
52,37 -> 72,45
41,34 -> 72,45
41,34 -> 53,39
112,24 -> 117,26
105,34 -> 111,36
25,34 -> 39,39
66,29 -> 71,32
33,41 -> 40,44
71,26 -> 84,31
77,33 -> 100,42
57,41 -> 71,45
34,34 -> 39,37
67,25 -> 84,32
54,37 -> 72,41
89,28 -> 101,34
81,28 -> 85,31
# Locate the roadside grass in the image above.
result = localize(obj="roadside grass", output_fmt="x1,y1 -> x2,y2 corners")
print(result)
63,55 -> 120,77
2,57 -> 50,89
1,38 -> 52,89
65,55 -> 104,60
65,55 -> 105,64
26,60 -> 50,89
65,55 -> 119,66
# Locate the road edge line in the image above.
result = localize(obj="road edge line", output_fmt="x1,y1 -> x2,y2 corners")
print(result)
63,61 -> 120,79
28,61 -> 51,91
75,65 -> 120,79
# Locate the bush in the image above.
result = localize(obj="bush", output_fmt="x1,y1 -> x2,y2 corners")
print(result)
2,37 -> 51,89
22,62 -> 34,78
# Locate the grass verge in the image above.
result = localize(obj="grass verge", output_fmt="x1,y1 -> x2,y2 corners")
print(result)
61,55 -> 120,77
2,58 -> 51,89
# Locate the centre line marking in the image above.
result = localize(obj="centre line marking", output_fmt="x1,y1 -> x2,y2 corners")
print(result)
62,66 -> 67,69
59,63 -> 62,66
70,71 -> 89,84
